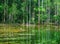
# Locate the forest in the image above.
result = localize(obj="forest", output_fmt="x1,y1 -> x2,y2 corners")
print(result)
0,0 -> 60,44
0,0 -> 60,24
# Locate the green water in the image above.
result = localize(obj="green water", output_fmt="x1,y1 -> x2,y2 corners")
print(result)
0,24 -> 60,44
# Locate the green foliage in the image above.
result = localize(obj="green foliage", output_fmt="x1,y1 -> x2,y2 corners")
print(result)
0,5 -> 3,12
53,14 -> 60,24
0,0 -> 60,24
33,0 -> 37,3
38,14 -> 48,21
54,15 -> 60,20
34,6 -> 46,12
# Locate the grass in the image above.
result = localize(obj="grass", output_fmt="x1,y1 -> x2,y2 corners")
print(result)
0,24 -> 60,44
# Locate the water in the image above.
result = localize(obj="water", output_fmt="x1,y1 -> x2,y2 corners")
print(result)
0,24 -> 60,44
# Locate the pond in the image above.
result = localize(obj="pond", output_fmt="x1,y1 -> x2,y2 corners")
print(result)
0,24 -> 60,44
